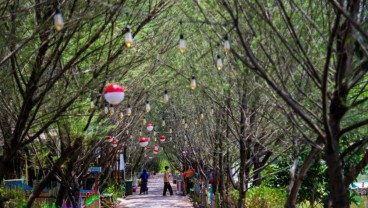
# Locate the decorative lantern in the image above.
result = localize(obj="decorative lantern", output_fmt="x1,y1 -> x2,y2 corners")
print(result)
190,75 -> 196,90
185,123 -> 188,129
119,112 -> 124,120
146,147 -> 151,150
181,117 -> 185,124
139,131 -> 143,136
147,123 -> 154,132
112,139 -> 118,147
153,130 -> 157,136
179,34 -> 186,53
224,35 -> 230,52
169,128 -> 173,134
104,84 -> 125,105
125,25 -> 133,48
90,101 -> 95,109
160,135 -> 166,142
139,137 -> 149,147
145,101 -> 151,113
106,136 -> 113,143
216,55 -> 223,70
170,136 -> 172,141
149,156 -> 153,159
109,107 -> 114,115
163,90 -> 169,103
144,154 -> 147,157
104,106 -> 109,114
54,7 -> 64,31
200,112 -> 204,120
143,117 -> 147,125
127,105 -> 132,116
162,118 -> 166,127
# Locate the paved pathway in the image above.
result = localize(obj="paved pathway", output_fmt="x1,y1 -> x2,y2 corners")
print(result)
118,173 -> 193,208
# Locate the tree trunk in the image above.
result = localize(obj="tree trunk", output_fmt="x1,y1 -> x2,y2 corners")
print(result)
56,185 -> 66,207
237,139 -> 246,208
285,145 -> 321,208
325,138 -> 349,208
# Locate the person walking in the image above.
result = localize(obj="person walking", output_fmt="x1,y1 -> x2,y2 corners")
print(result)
139,169 -> 149,195
163,166 -> 173,196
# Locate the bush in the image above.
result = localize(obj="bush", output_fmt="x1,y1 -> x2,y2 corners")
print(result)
0,186 -> 27,208
229,186 -> 287,208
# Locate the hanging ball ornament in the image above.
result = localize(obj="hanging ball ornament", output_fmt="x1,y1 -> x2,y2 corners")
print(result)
160,135 -> 166,142
104,84 -> 125,105
106,136 -> 113,143
112,139 -> 118,147
147,123 -> 154,132
139,137 -> 149,147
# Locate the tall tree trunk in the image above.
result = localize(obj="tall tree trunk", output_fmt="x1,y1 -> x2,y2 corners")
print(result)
285,145 -> 321,208
237,140 -> 246,208
325,127 -> 348,207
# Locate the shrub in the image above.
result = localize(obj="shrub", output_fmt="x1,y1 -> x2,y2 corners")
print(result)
229,186 -> 287,208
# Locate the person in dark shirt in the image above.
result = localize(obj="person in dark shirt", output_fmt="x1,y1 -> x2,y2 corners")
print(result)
139,169 -> 149,195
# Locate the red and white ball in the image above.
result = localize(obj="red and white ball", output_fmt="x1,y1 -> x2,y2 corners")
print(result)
159,135 -> 166,142
146,123 -> 154,132
139,137 -> 149,147
112,139 -> 118,147
106,136 -> 113,143
104,84 -> 125,105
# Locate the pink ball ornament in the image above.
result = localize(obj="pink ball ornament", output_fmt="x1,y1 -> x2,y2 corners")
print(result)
159,135 -> 166,142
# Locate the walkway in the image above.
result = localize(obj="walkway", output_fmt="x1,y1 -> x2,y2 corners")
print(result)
118,173 -> 193,208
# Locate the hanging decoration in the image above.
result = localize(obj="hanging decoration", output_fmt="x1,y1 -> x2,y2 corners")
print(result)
139,131 -> 143,136
179,34 -> 186,53
216,55 -> 223,70
162,118 -> 166,127
185,123 -> 188,129
143,117 -> 147,125
169,128 -> 173,134
147,123 -> 154,132
112,139 -> 118,147
170,136 -> 172,141
181,117 -> 186,125
224,35 -> 230,52
106,136 -> 113,143
146,101 -> 151,113
127,105 -> 132,116
153,130 -> 157,136
163,90 -> 169,104
160,135 -> 166,142
149,156 -> 153,159
153,144 -> 159,154
144,154 -> 147,157
54,7 -> 64,31
125,25 -> 133,48
104,106 -> 109,114
190,75 -> 197,90
90,101 -> 95,109
200,112 -> 204,120
119,112 -> 124,120
109,106 -> 114,115
104,84 -> 125,105
139,137 -> 149,147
